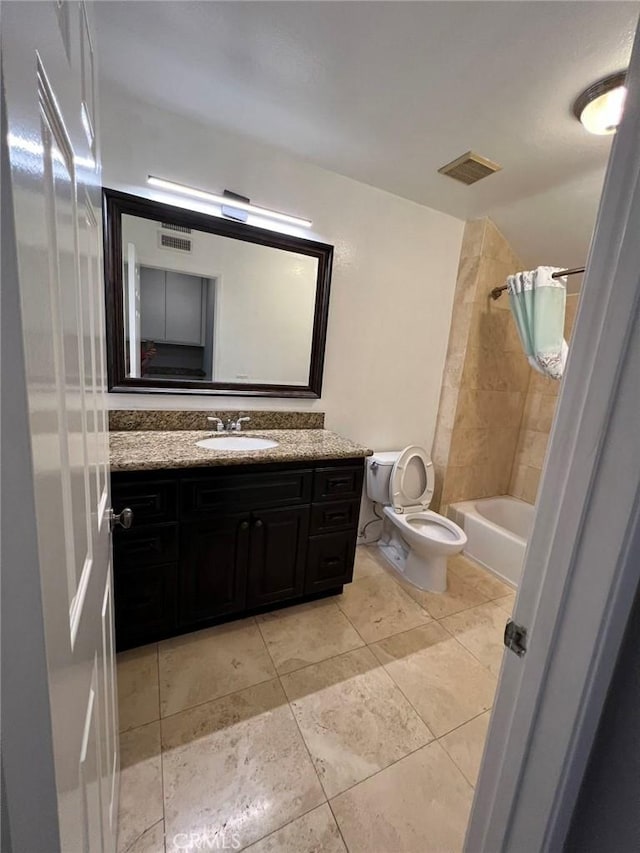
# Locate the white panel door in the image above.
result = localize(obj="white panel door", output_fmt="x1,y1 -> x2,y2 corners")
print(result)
165,271 -> 205,344
127,242 -> 141,377
140,266 -> 167,341
3,3 -> 118,851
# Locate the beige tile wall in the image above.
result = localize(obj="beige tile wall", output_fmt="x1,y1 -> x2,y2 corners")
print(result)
508,294 -> 579,503
433,217 -> 580,510
433,219 -> 530,511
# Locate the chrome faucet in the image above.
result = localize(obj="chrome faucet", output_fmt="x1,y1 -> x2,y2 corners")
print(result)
230,416 -> 251,432
207,415 -> 251,433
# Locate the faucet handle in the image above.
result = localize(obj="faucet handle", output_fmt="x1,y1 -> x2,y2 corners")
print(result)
207,416 -> 224,433
235,416 -> 251,432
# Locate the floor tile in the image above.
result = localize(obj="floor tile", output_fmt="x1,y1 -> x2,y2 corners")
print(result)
117,644 -> 159,732
352,546 -> 385,581
127,819 -> 165,853
118,722 -> 163,853
336,573 -> 430,643
440,711 -> 491,787
281,647 -> 432,797
331,741 -> 473,853
243,804 -> 346,853
494,592 -> 517,614
449,554 -> 514,599
371,623 -> 497,736
441,602 -> 507,675
161,679 -> 325,852
257,600 -> 364,675
158,618 -> 276,717
399,568 -> 489,620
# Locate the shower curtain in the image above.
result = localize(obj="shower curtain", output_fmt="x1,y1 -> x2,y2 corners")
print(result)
506,266 -> 568,380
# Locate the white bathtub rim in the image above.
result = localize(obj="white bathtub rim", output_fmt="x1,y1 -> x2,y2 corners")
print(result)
451,497 -> 528,548
450,496 -> 530,588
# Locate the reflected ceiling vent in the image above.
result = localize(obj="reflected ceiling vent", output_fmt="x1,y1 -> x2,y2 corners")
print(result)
158,232 -> 192,252
438,151 -> 502,185
161,222 -> 191,234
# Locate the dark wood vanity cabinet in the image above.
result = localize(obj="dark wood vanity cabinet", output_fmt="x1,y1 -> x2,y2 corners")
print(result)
112,458 -> 363,650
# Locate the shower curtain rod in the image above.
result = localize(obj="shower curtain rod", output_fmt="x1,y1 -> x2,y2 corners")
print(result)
490,266 -> 585,300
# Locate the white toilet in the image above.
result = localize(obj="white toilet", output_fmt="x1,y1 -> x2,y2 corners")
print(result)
366,446 -> 467,593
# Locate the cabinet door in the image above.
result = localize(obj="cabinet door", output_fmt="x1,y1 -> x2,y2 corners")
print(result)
247,506 -> 310,608
305,531 -> 357,594
139,266 -> 166,340
179,514 -> 249,626
165,271 -> 204,345
114,562 -> 178,651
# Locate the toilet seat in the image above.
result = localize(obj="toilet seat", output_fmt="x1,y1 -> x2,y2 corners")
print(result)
385,507 -> 466,546
390,445 -> 435,514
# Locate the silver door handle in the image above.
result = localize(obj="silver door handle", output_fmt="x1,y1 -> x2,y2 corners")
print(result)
108,507 -> 134,531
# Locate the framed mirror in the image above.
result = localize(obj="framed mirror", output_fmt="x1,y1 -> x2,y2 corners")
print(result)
103,189 -> 333,398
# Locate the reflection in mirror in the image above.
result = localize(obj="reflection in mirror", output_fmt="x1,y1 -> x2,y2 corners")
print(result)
121,213 -> 319,386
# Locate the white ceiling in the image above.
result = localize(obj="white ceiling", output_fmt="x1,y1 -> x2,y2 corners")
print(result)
95,1 -> 639,267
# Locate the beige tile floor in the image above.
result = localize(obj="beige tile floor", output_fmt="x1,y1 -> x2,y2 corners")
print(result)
116,547 -> 515,853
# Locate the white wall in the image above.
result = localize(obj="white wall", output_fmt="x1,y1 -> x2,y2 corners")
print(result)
122,215 -> 317,384
101,85 -> 465,452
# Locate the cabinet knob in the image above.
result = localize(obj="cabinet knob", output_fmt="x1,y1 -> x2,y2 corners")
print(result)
254,519 -> 263,529
239,521 -> 249,531
108,507 -> 134,531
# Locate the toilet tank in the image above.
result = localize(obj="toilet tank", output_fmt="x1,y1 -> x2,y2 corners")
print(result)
366,451 -> 402,505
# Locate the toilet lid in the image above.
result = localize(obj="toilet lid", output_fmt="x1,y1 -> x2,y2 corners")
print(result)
390,446 -> 435,513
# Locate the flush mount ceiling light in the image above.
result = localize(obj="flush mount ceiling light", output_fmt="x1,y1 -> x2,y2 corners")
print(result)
573,71 -> 627,135
147,176 -> 312,228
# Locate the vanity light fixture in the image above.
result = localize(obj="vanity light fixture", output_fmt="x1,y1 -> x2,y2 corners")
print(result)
573,71 -> 627,135
147,175 -> 312,228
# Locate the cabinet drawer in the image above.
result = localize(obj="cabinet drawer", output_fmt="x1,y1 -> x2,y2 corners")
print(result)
313,465 -> 364,503
305,531 -> 357,594
114,523 -> 178,568
310,499 -> 360,535
181,469 -> 312,519
112,479 -> 177,524
114,562 -> 177,650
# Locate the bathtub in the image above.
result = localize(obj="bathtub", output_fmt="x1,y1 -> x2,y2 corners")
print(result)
448,496 -> 534,587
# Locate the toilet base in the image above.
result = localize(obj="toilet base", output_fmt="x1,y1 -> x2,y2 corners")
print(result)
405,550 -> 447,593
377,526 -> 448,594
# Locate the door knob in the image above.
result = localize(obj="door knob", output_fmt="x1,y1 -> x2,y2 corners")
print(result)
254,519 -> 263,528
108,507 -> 134,531
239,521 -> 249,531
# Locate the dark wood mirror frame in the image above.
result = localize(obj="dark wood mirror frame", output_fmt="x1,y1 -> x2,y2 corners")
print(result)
103,188 -> 333,398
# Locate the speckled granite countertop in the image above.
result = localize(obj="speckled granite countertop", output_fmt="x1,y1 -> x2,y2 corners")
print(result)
110,429 -> 372,472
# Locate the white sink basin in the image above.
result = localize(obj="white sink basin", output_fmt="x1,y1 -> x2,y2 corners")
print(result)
196,436 -> 279,452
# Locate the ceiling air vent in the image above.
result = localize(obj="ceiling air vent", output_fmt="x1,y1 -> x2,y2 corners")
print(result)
159,232 -> 192,252
161,222 -> 191,234
438,151 -> 502,185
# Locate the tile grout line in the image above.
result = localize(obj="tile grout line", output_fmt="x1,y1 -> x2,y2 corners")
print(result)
155,643 -> 168,853
254,617 -> 339,851
158,673 -> 278,724
330,597 -> 370,646
327,735 -> 466,807
326,798 -> 351,852
121,818 -> 164,853
438,608 -> 507,678
437,705 -> 493,742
